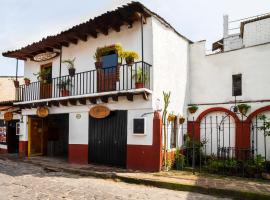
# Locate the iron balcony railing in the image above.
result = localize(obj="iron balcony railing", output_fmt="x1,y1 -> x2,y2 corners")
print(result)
16,61 -> 152,102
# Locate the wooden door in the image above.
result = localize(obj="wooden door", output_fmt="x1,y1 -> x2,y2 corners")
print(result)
40,64 -> 52,99
28,118 -> 44,157
88,111 -> 127,167
97,54 -> 118,92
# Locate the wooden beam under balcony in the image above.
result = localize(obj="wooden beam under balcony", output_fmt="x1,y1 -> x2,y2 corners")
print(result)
89,97 -> 97,104
78,98 -> 86,105
69,99 -> 77,106
59,100 -> 68,106
127,93 -> 134,101
51,101 -> 60,107
100,96 -> 108,103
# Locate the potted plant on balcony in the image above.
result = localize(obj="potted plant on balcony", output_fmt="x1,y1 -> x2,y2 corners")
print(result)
62,57 -> 76,77
34,68 -> 51,84
168,113 -> 176,122
237,104 -> 251,116
24,78 -> 31,86
57,79 -> 72,97
132,66 -> 149,89
12,79 -> 19,88
188,105 -> 198,114
122,51 -> 139,65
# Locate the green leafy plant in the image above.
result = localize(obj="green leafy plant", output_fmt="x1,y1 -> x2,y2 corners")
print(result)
94,43 -> 124,61
188,105 -> 198,114
258,114 -> 270,136
34,68 -> 52,83
174,148 -> 185,170
237,104 -> 251,115
62,58 -> 76,69
57,79 -> 72,91
132,66 -> 149,83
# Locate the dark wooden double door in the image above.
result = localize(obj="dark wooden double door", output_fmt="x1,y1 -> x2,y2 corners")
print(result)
88,111 -> 127,167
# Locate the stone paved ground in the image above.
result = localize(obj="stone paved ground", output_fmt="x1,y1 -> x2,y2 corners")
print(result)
0,159 -> 231,200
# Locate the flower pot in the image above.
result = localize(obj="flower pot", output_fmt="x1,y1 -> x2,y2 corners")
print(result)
188,107 -> 198,114
24,79 -> 30,86
95,61 -> 103,68
126,58 -> 134,65
239,107 -> 248,115
168,115 -> 176,122
179,117 -> 185,124
61,90 -> 70,97
135,82 -> 144,89
68,68 -> 76,77
13,80 -> 19,88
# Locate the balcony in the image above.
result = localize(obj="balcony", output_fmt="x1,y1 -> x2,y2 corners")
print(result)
16,61 -> 152,104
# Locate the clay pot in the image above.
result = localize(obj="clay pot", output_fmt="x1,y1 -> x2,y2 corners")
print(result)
61,90 -> 70,97
24,79 -> 30,86
13,80 -> 19,88
135,82 -> 144,89
95,61 -> 103,68
126,58 -> 134,65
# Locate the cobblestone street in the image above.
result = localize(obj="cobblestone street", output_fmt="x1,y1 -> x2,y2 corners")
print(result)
0,158 -> 231,200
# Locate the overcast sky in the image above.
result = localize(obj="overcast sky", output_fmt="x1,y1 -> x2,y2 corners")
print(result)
1,0 -> 270,76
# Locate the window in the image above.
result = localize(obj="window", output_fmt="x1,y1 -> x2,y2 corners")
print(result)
232,74 -> 242,96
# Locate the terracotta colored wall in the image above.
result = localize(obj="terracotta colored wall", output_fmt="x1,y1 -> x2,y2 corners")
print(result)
0,148 -> 7,154
127,112 -> 162,172
68,144 -> 88,164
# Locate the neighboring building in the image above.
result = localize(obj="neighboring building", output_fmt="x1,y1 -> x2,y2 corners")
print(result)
0,76 -> 23,102
0,77 -> 23,154
1,2 -> 270,171
189,13 -> 270,161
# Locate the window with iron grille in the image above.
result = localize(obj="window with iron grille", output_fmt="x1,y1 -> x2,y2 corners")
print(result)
232,74 -> 242,96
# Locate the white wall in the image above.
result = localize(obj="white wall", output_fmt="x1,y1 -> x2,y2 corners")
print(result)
69,112 -> 88,144
24,19 -> 153,81
224,34 -> 243,52
243,17 -> 270,47
152,17 -> 190,117
21,95 -> 154,145
190,41 -> 270,105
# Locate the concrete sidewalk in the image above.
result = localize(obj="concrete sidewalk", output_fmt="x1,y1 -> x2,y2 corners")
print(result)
2,155 -> 270,200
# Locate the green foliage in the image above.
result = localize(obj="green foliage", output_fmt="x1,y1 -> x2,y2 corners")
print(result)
188,105 -> 198,113
237,104 -> 251,115
132,66 -> 149,83
94,43 -> 124,61
24,77 -> 30,81
258,114 -> 270,136
33,68 -> 51,82
57,79 -> 72,90
174,148 -> 185,170
62,57 -> 76,69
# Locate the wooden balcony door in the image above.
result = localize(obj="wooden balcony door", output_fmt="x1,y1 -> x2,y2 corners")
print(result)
97,54 -> 118,92
40,63 -> 52,99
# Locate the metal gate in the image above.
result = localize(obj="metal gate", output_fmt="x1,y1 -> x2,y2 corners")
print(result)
88,110 -> 127,167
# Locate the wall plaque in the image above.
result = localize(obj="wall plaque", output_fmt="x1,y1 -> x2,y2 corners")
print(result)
4,112 -> 13,121
89,105 -> 110,119
36,107 -> 49,118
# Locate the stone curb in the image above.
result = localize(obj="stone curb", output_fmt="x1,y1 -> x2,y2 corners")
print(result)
10,158 -> 270,200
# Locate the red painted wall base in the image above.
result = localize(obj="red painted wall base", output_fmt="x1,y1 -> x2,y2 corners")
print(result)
127,112 -> 162,172
127,145 -> 161,172
0,148 -> 7,154
68,144 -> 88,165
19,141 -> 28,157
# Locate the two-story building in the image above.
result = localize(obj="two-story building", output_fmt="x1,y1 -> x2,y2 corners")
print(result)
2,2 -> 190,171
2,2 -> 270,171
